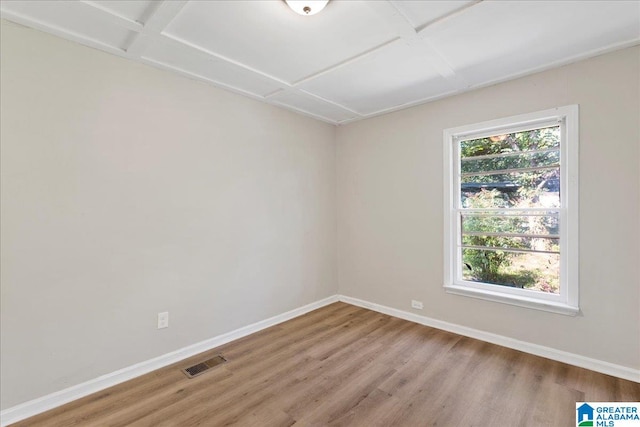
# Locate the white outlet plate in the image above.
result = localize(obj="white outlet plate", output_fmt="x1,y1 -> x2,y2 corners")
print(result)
157,312 -> 169,329
411,300 -> 424,310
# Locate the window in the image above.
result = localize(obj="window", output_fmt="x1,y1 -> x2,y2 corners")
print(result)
444,106 -> 579,315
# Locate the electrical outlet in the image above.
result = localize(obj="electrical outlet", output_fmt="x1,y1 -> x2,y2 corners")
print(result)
157,312 -> 169,329
411,300 -> 424,310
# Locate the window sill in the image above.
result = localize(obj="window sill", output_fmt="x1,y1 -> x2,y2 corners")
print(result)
444,284 -> 579,316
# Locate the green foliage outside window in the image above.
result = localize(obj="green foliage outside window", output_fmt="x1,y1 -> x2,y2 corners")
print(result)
459,127 -> 561,293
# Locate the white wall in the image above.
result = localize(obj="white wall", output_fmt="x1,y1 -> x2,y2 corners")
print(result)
0,21 -> 337,410
336,46 -> 640,371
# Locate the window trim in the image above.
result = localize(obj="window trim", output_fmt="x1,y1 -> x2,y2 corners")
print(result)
443,105 -> 579,316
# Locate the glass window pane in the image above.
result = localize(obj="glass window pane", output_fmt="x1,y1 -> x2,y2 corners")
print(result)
461,248 -> 560,294
461,212 -> 559,236
460,126 -> 560,159
462,235 -> 559,252
460,149 -> 559,174
461,168 -> 560,208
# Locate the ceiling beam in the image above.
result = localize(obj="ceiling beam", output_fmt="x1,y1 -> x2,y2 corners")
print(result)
143,0 -> 189,32
160,32 -> 293,89
291,37 -> 400,87
416,0 -> 483,36
360,1 -> 476,91
125,0 -> 188,58
264,87 -> 361,118
367,1 -> 417,39
80,1 -> 144,32
0,7 -> 126,56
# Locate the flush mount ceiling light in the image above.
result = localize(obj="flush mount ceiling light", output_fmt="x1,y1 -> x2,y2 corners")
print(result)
285,0 -> 329,16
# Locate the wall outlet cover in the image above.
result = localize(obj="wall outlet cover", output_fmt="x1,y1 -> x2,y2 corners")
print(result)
157,312 -> 169,329
411,300 -> 424,310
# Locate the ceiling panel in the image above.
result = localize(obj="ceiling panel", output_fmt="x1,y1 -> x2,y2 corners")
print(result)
85,0 -> 157,25
268,90 -> 359,123
424,0 -> 640,86
390,0 -> 475,30
0,1 -> 135,50
161,0 -> 399,83
299,39 -> 456,115
142,38 -> 283,97
2,0 -> 639,124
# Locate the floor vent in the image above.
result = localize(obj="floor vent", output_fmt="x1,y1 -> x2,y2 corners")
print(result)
182,355 -> 227,378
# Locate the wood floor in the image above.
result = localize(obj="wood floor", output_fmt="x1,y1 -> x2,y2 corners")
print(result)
13,302 -> 640,426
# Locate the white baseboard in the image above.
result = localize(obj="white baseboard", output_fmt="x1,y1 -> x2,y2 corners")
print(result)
3,293 -> 638,426
337,295 -> 640,383
0,295 -> 339,427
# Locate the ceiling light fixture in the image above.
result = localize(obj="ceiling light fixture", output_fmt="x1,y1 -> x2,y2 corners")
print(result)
285,0 -> 329,16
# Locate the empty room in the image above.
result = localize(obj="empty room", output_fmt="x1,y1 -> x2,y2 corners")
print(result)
1,0 -> 639,426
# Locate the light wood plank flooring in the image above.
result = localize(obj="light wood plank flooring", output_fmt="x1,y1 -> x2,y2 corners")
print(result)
12,302 -> 640,426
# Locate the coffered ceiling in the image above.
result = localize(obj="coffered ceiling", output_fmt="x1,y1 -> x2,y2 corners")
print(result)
2,1 -> 639,124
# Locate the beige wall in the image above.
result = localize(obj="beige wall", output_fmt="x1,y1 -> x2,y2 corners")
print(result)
337,46 -> 640,370
2,17 -> 639,413
0,21 -> 337,409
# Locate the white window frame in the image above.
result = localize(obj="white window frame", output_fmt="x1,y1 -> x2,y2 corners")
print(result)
443,105 -> 579,316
